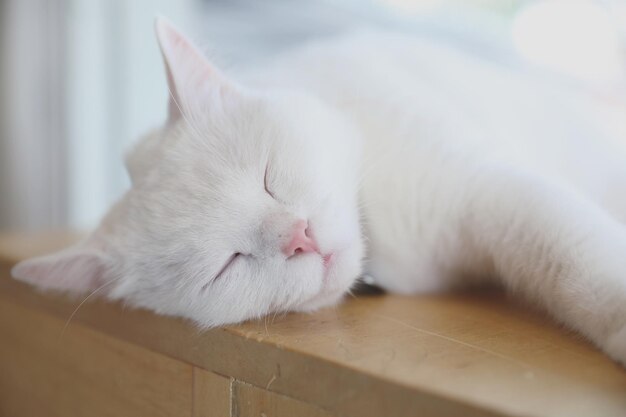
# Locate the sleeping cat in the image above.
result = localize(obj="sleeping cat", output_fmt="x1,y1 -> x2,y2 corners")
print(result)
12,19 -> 626,366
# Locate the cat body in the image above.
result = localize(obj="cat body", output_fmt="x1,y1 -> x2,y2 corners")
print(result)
246,33 -> 626,288
245,34 -> 626,364
12,21 -> 626,365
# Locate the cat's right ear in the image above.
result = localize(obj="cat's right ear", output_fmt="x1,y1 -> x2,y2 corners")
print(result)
155,17 -> 235,123
11,239 -> 112,295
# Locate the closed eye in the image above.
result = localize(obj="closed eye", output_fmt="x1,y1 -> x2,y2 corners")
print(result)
214,253 -> 240,281
264,164 -> 275,199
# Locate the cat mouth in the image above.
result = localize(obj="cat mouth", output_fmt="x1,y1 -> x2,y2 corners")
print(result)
321,252 -> 337,284
323,253 -> 334,268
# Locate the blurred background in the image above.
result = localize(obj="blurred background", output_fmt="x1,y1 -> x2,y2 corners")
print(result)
0,0 -> 624,232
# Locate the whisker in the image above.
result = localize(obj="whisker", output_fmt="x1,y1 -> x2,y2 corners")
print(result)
59,277 -> 120,341
270,309 -> 281,325
264,314 -> 270,336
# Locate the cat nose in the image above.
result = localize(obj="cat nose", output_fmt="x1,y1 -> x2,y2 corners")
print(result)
282,219 -> 319,258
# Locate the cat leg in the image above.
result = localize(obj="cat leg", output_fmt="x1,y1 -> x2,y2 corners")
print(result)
466,169 -> 626,365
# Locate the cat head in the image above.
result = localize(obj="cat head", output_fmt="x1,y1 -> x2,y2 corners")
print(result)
11,19 -> 364,327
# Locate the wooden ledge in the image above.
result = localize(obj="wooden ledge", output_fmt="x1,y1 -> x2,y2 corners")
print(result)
0,232 -> 625,417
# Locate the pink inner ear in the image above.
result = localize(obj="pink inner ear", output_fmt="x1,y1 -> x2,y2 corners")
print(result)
155,17 -> 236,121
155,19 -> 214,85
11,249 -> 107,294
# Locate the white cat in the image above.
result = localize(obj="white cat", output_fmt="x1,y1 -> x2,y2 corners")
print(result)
12,19 -> 626,366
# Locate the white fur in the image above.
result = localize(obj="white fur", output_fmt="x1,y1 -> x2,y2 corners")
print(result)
12,20 -> 626,365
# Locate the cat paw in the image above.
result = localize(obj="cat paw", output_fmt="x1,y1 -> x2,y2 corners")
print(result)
604,326 -> 626,367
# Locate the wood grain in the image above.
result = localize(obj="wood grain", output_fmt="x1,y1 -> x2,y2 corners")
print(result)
232,381 -> 334,417
0,297 -> 193,417
193,368 -> 232,417
1,232 -> 625,417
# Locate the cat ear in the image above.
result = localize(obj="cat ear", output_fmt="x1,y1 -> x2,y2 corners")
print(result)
155,17 -> 234,123
11,240 -> 111,294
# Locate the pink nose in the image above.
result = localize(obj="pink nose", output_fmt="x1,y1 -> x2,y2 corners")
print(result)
282,220 -> 319,258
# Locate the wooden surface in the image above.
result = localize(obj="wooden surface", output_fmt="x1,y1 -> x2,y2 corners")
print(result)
193,369 -> 232,417
0,299 -> 193,417
0,232 -> 625,417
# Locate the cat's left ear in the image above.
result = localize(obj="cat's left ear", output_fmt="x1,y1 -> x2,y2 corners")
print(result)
11,239 -> 112,294
155,17 -> 236,123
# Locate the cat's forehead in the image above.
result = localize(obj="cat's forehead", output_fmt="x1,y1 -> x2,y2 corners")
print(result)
126,93 -> 330,215
168,97 -> 319,169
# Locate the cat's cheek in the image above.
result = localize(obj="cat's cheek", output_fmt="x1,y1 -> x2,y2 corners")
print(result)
297,249 -> 362,312
604,325 -> 626,366
325,251 -> 361,292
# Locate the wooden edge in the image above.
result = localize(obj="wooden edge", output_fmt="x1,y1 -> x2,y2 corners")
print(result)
0,250 -> 503,417
3,232 -> 624,417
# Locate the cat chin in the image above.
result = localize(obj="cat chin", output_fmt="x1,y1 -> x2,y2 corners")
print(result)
293,252 -> 362,313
